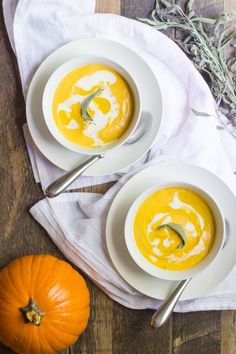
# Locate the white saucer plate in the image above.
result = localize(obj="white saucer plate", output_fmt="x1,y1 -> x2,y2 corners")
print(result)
26,38 -> 163,175
106,162 -> 236,300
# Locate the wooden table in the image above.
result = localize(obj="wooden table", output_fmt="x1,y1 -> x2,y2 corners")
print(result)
0,0 -> 236,353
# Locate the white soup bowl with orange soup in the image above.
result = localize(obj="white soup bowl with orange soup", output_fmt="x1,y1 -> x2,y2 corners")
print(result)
125,182 -> 225,281
42,56 -> 141,155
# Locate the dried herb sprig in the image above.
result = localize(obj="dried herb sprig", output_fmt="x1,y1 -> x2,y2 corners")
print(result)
139,0 -> 236,137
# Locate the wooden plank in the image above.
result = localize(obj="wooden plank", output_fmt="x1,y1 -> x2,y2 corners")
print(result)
112,305 -> 172,354
172,311 -> 221,354
221,311 -> 236,354
121,0 -> 177,41
193,0 -> 224,15
81,182 -> 114,194
70,286 -> 114,354
121,0 -> 156,19
96,0 -> 121,15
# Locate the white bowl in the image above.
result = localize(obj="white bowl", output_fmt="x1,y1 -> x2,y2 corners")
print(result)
42,56 -> 141,155
125,182 -> 225,281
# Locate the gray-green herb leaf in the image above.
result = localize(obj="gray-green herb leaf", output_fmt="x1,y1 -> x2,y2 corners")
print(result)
191,108 -> 212,117
157,223 -> 186,249
81,88 -> 103,122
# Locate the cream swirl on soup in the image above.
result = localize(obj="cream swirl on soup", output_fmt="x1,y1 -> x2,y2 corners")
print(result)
134,187 -> 215,270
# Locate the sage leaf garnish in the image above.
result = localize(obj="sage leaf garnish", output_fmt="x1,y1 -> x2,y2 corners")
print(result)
157,223 -> 186,249
191,108 -> 212,117
139,0 -> 236,138
81,88 -> 103,122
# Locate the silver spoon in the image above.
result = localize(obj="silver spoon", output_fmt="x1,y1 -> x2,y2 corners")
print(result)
151,220 -> 230,329
45,111 -> 152,198
151,278 -> 190,329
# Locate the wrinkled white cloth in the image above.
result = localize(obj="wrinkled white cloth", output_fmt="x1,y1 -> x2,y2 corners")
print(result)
3,0 -> 236,310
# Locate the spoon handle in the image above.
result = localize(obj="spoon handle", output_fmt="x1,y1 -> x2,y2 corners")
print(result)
151,278 -> 191,329
45,154 -> 104,198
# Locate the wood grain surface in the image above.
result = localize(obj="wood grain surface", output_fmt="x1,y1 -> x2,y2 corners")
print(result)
0,0 -> 235,353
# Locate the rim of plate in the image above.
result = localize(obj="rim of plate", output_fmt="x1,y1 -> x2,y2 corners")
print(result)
106,161 -> 236,300
26,38 -> 163,175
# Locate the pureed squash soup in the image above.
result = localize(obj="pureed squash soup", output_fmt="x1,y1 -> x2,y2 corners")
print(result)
52,64 -> 134,148
134,187 -> 215,271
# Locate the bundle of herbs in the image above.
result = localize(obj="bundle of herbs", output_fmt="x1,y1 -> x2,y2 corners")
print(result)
139,0 -> 236,137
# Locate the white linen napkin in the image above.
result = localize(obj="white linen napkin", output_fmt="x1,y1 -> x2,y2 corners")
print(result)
3,0 -> 236,310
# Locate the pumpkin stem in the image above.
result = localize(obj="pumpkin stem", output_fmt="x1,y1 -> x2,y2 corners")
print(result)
19,298 -> 45,326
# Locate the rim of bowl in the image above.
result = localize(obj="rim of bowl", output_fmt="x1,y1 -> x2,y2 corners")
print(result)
42,55 -> 142,155
124,181 -> 225,281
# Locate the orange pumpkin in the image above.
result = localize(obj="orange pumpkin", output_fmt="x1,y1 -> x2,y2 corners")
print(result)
0,255 -> 90,354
